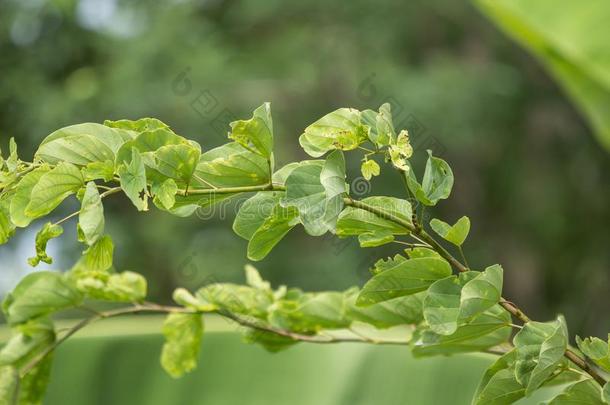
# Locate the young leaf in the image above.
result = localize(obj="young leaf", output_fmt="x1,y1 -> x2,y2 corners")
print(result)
73,271 -> 147,302
0,366 -> 18,404
6,138 -> 19,172
19,353 -> 54,405
429,216 -> 471,246
360,159 -> 380,180
25,162 -> 84,218
117,148 -> 148,211
80,235 -> 114,272
336,196 -> 412,241
244,265 -> 271,291
375,103 -> 396,147
357,257 -> 452,306
228,103 -> 273,159
195,142 -> 270,189
154,143 -> 201,184
78,182 -> 104,246
405,151 -> 454,206
247,204 -> 299,261
0,199 -> 15,245
160,313 -> 204,378
576,335 -> 610,372
28,222 -> 64,267
104,117 -> 169,132
299,108 -> 368,157
9,166 -> 50,227
0,318 -> 55,369
196,284 -> 273,319
2,272 -> 83,325
35,123 -> 133,165
513,316 -> 568,395
320,150 -> 347,230
547,379 -> 604,404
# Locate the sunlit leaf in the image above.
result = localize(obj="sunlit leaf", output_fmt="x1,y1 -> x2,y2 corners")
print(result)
78,182 -> 104,246
25,162 -> 84,218
160,313 -> 203,379
28,222 -> 63,267
228,103 -> 274,159
9,166 -> 50,228
117,148 -> 148,211
299,108 -> 368,157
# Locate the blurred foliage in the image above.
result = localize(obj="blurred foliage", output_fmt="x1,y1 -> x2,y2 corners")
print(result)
0,0 -> 609,338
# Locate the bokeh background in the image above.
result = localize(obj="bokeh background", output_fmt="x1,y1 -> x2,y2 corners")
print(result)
1,0 -> 609,403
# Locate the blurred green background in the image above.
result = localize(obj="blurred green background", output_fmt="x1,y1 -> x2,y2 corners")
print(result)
1,0 -> 609,403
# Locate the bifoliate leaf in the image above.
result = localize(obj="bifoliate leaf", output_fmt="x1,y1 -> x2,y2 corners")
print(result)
117,148 -> 148,211
114,127 -> 186,170
154,143 -> 201,184
0,198 -> 15,245
460,264 -> 503,320
412,305 -> 511,357
430,216 -> 471,246
35,123 -> 133,165
472,350 -> 525,405
28,222 -> 63,267
151,178 -> 178,210
228,103 -> 274,159
82,160 -> 115,182
576,334 -> 610,372
281,161 -> 329,236
160,313 -> 204,379
405,151 -> 454,206
195,142 -> 270,189
345,290 -> 424,328
423,272 -> 478,335
0,366 -> 18,404
25,162 -> 84,218
248,204 -> 299,261
272,161 -> 321,185
357,257 -> 452,306
299,108 -> 368,157
233,192 -> 283,240
319,150 -> 347,230
78,182 -> 104,246
9,166 -> 50,227
360,159 -> 380,180
547,379 -> 604,404
513,316 -> 568,395
0,318 -> 55,369
336,196 -> 412,244
2,271 -> 82,325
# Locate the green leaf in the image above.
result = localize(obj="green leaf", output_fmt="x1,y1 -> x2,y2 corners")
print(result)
19,352 -> 54,405
233,192 -> 283,240
104,117 -> 169,132
405,151 -> 454,206
474,0 -> 610,151
228,103 -> 274,159
319,150 -> 347,230
117,148 -> 148,211
28,222 -> 63,267
460,264 -> 503,320
195,142 -> 270,188
406,247 -> 441,259
196,284 -> 273,319
576,334 -> 610,372
412,305 -> 511,357
242,329 -> 298,353
270,292 -> 350,333
299,108 -> 368,157
0,318 -> 55,369
336,196 -> 412,239
0,366 -> 18,404
172,288 -> 217,312
513,316 -> 568,395
35,123 -> 133,165
78,182 -> 104,246
360,159 -> 380,180
154,143 -> 201,184
375,103 -> 396,146
6,138 -> 19,172
80,235 -> 114,272
2,272 -> 82,325
370,254 -> 408,275
281,161 -> 330,236
472,350 -> 524,405
357,257 -> 452,306
346,290 -> 424,328
547,379 -> 604,404
430,216 -> 471,246
423,272 -> 477,335
357,231 -> 395,248
248,204 -> 299,261
151,179 -> 178,210
25,162 -> 84,218
244,265 -> 271,291
82,160 -> 115,182
0,198 -> 15,246
160,313 -> 204,378
272,161 -> 319,186
9,166 -> 50,227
